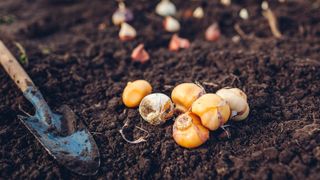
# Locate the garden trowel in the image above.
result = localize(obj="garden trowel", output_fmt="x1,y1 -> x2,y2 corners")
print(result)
0,41 -> 100,175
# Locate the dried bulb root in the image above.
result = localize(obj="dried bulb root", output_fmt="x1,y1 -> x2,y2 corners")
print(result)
262,8 -> 282,38
119,120 -> 149,144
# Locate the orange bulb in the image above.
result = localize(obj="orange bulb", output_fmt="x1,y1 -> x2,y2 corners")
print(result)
173,112 -> 209,148
131,44 -> 150,63
191,94 -> 230,131
171,83 -> 205,113
122,80 -> 152,108
169,34 -> 191,51
205,23 -> 220,42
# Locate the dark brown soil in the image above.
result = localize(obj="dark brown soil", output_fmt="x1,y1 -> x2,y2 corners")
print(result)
1,0 -> 320,179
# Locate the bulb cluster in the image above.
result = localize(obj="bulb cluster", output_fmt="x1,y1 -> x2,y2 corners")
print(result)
110,0 -> 279,65
110,0 -> 232,64
122,80 -> 250,149
171,84 -> 250,148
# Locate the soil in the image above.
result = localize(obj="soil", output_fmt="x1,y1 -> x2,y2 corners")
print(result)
1,0 -> 320,179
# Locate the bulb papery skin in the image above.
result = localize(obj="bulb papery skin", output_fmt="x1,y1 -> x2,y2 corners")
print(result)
139,93 -> 174,125
171,83 -> 205,113
191,93 -> 231,131
173,112 -> 209,148
122,80 -> 152,108
216,88 -> 249,121
156,0 -> 176,17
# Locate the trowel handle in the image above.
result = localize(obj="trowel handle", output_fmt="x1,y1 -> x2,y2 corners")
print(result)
0,41 -> 35,92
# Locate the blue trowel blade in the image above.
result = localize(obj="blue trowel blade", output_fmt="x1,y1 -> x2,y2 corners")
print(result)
19,86 -> 100,175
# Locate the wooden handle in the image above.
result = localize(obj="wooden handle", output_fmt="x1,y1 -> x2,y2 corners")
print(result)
0,41 -> 34,92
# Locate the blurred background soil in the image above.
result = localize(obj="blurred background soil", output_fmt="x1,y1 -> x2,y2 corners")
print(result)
0,0 -> 320,179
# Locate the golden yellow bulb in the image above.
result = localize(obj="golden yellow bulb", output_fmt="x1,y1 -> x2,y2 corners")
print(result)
173,112 -> 209,148
191,93 -> 231,131
122,80 -> 152,108
171,83 -> 205,113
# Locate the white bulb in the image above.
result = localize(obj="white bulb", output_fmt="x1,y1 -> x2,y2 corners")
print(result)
163,16 -> 180,32
239,8 -> 249,20
221,0 -> 231,6
193,7 -> 204,19
112,2 -> 133,26
119,23 -> 137,41
261,1 -> 269,10
232,35 -> 241,43
156,0 -> 176,17
216,88 -> 249,121
139,93 -> 174,125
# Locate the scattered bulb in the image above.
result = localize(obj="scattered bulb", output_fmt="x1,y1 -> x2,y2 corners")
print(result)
169,34 -> 191,51
171,83 -> 205,113
122,80 -> 152,108
156,0 -> 176,17
232,35 -> 241,43
261,1 -> 269,10
191,93 -> 231,131
139,93 -> 174,125
112,2 -> 134,26
163,16 -> 180,32
205,23 -> 221,42
279,0 -> 285,3
221,0 -> 231,6
239,8 -> 249,20
119,22 -> 137,41
131,44 -> 150,63
216,88 -> 249,121
193,6 -> 204,19
172,112 -> 209,148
